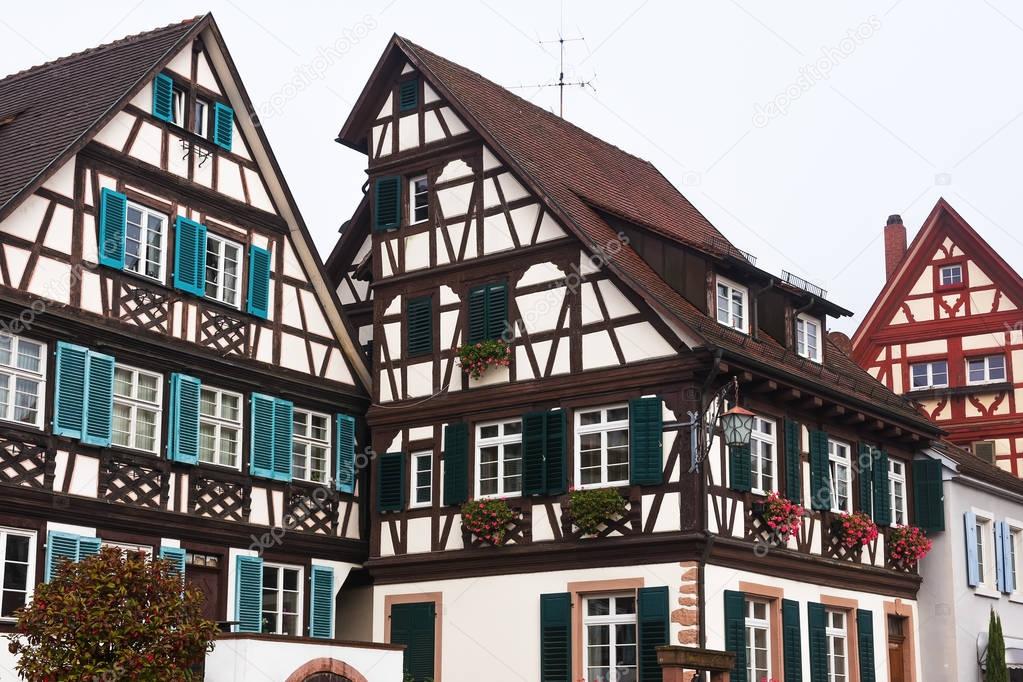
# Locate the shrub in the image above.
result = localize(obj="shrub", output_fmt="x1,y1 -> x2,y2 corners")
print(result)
457,339 -> 511,379
568,488 -> 627,536
461,498 -> 518,545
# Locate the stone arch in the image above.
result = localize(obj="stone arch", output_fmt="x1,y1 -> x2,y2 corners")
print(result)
284,658 -> 370,682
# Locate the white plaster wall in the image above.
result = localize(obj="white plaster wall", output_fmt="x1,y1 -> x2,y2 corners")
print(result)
204,637 -> 403,681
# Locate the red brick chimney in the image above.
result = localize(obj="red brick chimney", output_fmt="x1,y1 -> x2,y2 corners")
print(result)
884,214 -> 907,280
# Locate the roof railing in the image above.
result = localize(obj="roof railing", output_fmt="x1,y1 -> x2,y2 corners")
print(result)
706,235 -> 757,266
781,270 -> 828,299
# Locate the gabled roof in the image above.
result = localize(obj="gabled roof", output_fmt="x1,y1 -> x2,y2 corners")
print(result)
334,36 -> 935,430
932,440 -> 1023,498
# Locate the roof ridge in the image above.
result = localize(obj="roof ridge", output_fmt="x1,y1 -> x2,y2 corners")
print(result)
0,16 -> 202,86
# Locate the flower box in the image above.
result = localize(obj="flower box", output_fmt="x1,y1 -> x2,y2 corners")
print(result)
457,339 -> 511,380
460,499 -> 518,546
832,511 -> 879,548
565,488 -> 627,536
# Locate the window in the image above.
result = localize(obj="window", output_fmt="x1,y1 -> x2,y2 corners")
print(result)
976,514 -> 995,589
411,451 -> 433,507
825,609 -> 848,682
124,201 -> 166,282
171,84 -> 188,128
476,419 -> 523,498
0,334 -> 45,427
204,233 -> 242,308
0,528 -> 35,621
939,264 -> 963,286
910,361 -> 948,390
716,277 -> 748,333
262,563 -> 301,635
199,387 -> 242,468
292,409 -> 330,483
889,459 -> 907,525
967,355 -> 1006,385
750,416 -> 776,493
101,541 -> 152,558
193,97 -> 209,137
112,365 -> 161,453
576,405 -> 630,488
828,439 -> 852,513
796,314 -> 821,362
410,175 -> 429,223
745,598 -> 772,681
973,441 -> 996,463
583,594 -> 637,682
1009,526 -> 1021,592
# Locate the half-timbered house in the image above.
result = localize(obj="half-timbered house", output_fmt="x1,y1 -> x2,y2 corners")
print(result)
0,15 -> 402,681
327,35 -> 947,682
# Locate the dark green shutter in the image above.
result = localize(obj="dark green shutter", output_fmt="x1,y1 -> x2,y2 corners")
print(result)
82,351 -> 115,447
168,373 -> 201,464
540,593 -> 572,682
857,609 -> 876,682
729,444 -> 752,492
522,411 -> 546,495
235,555 -> 263,633
486,283 -> 508,341
373,176 -> 401,231
172,216 -> 206,296
335,414 -> 356,494
443,423 -> 468,506
784,418 -> 802,503
807,602 -> 827,682
249,394 -> 276,478
544,410 -> 567,495
858,443 -> 874,517
399,79 -> 419,111
782,598 -> 802,682
391,602 -> 435,682
246,245 -> 271,319
271,399 -> 293,481
467,286 -> 487,344
809,430 -> 831,511
212,102 -> 234,151
407,296 -> 433,357
638,586 -> 669,682
378,452 -> 405,512
913,458 -> 945,532
309,565 -> 334,639
53,342 -> 88,439
152,72 -> 174,122
724,590 -> 747,682
98,188 -> 127,269
630,397 -> 663,486
872,450 -> 891,526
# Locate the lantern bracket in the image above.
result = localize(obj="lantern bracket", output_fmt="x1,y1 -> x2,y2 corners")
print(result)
687,376 -> 747,472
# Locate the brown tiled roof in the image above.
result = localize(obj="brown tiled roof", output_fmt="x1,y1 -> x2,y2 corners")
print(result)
0,17 -> 201,215
933,440 -> 1023,497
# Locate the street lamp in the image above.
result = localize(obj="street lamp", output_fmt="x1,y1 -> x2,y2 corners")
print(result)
687,376 -> 756,471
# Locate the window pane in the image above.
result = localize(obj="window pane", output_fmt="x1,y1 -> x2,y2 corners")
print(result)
5,536 -> 29,562
587,598 -> 610,616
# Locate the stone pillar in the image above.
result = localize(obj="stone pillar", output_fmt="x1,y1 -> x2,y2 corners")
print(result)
672,561 -> 701,679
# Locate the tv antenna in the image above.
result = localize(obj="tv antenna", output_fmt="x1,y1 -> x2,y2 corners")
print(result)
508,32 -> 595,117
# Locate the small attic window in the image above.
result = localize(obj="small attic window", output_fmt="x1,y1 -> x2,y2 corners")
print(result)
398,79 -> 419,112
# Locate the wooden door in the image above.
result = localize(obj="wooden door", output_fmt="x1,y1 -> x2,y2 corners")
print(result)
184,551 -> 224,623
887,615 -> 907,682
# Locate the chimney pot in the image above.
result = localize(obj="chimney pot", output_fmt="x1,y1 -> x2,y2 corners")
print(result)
884,214 -> 907,281
887,214 -> 903,226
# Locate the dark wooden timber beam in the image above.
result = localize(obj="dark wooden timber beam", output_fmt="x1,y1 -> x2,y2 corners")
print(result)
869,419 -> 886,432
751,380 -> 778,393
779,388 -> 802,402
826,405 -> 846,418
801,396 -> 824,410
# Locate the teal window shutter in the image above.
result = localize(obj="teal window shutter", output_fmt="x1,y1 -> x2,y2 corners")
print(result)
335,414 -> 356,494
407,296 -> 433,357
152,72 -> 174,122
246,245 -> 272,319
807,602 -> 828,682
309,565 -> 335,638
637,586 -> 669,682
78,537 -> 101,560
913,459 -> 945,532
173,216 -> 207,296
398,78 -> 419,111
784,418 -> 802,503
45,531 -> 81,581
544,410 -> 567,495
377,452 -> 405,512
467,282 -> 508,343
98,188 -> 127,270
271,398 -> 293,481
858,443 -> 874,517
249,393 -> 277,479
82,351 -> 115,447
996,520 -> 1007,593
522,411 -> 547,496
540,593 -> 572,682
442,423 -> 468,506
212,102 -> 234,151
723,590 -> 747,682
630,397 -> 663,486
391,601 -> 435,682
234,555 -> 263,633
965,511 -> 980,587
872,450 -> 891,525
782,598 -> 802,682
159,546 -> 186,579
373,176 -> 401,231
728,444 -> 752,493
856,609 -> 876,682
54,342 -> 88,438
809,430 -> 831,511
168,373 -> 201,464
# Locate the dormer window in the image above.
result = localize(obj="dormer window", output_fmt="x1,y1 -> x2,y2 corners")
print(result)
796,313 -> 822,363
716,276 -> 748,334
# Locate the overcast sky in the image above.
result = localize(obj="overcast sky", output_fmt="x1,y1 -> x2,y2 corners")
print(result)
4,1 -> 1022,333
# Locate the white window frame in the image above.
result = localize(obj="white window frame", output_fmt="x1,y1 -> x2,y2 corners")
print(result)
828,438 -> 852,514
575,405 -> 630,489
796,313 -> 822,363
475,419 -> 523,499
0,528 -> 36,622
745,598 -> 772,682
889,459 -> 908,526
291,408 -> 331,484
750,416 -> 777,494
171,84 -> 187,128
261,562 -> 303,636
124,200 -> 167,283
974,509 -> 998,593
939,264 -> 963,286
410,174 -> 429,224
199,386 -> 243,469
825,609 -> 849,682
910,360 -> 948,390
194,97 -> 209,137
204,232 -> 242,308
112,364 -> 162,454
716,276 -> 749,334
1007,518 -> 1023,602
410,451 -> 433,508
582,593 -> 638,682
0,333 -> 45,429
100,541 -> 153,558
966,355 -> 1007,385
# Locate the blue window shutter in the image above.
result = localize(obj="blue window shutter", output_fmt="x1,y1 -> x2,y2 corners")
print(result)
54,342 -> 88,438
272,398 -> 293,482
996,521 -> 1007,593
373,176 -> 401,231
857,610 -> 876,682
45,531 -> 80,581
249,393 -> 276,478
78,536 -> 101,561
173,216 -> 207,296
212,102 -> 234,151
1003,523 -> 1017,594
540,593 -> 572,682
98,188 -> 127,270
235,555 -> 263,633
309,565 -> 335,639
152,72 -> 174,122
965,511 -> 980,587
335,414 -> 356,494
637,586 -> 669,682
168,373 -> 201,464
723,590 -> 747,682
159,546 -> 187,579
82,351 -> 114,447
246,245 -> 272,318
